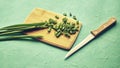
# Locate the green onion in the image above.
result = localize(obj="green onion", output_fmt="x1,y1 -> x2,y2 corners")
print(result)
64,32 -> 70,38
55,31 -> 62,38
0,13 -> 80,39
0,22 -> 47,36
73,16 -> 77,20
0,35 -> 42,41
55,15 -> 59,19
0,22 -> 46,30
76,21 -> 79,25
63,13 -> 67,16
0,31 -> 22,36
70,13 -> 72,16
48,27 -> 52,33
62,17 -> 68,23
49,18 -> 57,24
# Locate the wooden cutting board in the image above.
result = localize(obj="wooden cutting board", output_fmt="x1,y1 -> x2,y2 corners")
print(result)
24,8 -> 82,50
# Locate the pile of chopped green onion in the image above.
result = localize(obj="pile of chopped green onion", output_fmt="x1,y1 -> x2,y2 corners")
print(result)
45,13 -> 80,38
46,17 -> 79,38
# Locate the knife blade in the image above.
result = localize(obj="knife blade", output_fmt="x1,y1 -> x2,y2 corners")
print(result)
65,17 -> 116,59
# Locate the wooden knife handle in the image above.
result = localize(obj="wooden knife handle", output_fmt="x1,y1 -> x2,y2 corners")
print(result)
91,17 -> 116,36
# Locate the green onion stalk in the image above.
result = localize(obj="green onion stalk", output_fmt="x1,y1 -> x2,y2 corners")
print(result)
0,35 -> 42,41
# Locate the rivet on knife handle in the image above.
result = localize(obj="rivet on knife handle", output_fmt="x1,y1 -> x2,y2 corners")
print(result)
91,17 -> 116,36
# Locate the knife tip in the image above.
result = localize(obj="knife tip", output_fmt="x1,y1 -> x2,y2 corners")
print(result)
64,52 -> 71,59
64,55 -> 69,60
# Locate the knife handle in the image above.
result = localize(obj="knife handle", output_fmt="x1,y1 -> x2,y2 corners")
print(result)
91,17 -> 116,36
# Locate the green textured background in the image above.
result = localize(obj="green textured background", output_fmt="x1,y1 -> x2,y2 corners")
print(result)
0,0 -> 120,68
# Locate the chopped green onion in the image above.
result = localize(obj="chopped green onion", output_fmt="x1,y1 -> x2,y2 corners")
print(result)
64,32 -> 70,38
49,18 -> 57,24
63,13 -> 67,16
70,13 -> 72,16
73,16 -> 77,20
48,27 -> 52,33
55,15 -> 59,19
76,21 -> 79,25
62,17 -> 68,23
55,31 -> 62,38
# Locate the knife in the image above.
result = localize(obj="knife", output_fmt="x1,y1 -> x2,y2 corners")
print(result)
65,17 -> 116,59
